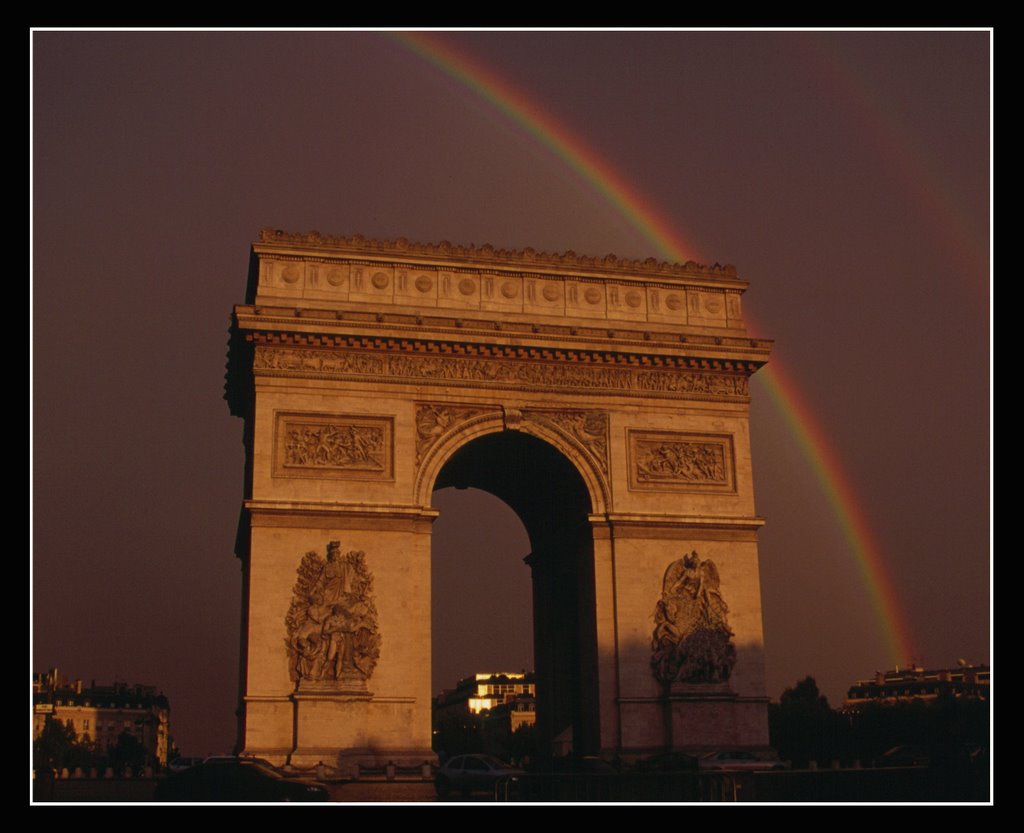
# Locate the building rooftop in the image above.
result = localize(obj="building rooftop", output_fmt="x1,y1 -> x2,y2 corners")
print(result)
844,662 -> 989,708
33,668 -> 169,710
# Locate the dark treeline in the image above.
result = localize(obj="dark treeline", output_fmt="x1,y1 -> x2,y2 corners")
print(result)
769,676 -> 989,770
33,716 -> 154,775
434,714 -> 538,764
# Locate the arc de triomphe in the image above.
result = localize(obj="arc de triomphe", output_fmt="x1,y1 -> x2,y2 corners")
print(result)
225,228 -> 773,769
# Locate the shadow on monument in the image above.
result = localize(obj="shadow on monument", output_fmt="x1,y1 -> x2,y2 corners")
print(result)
432,431 -> 601,757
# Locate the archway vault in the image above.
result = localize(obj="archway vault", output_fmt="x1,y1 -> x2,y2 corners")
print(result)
431,429 -> 601,755
227,230 -> 774,771
415,406 -> 610,515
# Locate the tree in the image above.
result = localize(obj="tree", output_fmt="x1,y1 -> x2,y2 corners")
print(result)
33,717 -> 78,774
110,730 -> 147,774
780,676 -> 831,711
66,732 -> 100,773
770,677 -> 848,768
508,724 -> 538,764
433,713 -> 482,758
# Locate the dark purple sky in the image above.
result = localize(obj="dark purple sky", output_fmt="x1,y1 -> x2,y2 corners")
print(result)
32,30 -> 990,756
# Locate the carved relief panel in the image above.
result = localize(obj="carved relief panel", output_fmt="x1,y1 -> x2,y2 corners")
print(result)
526,408 -> 609,476
479,272 -> 524,313
646,286 -> 689,326
437,271 -> 481,310
523,277 -> 566,317
565,280 -> 607,317
258,258 -> 354,301
627,431 -> 736,493
415,404 -> 491,465
605,283 -> 648,322
273,412 -> 394,480
394,269 -> 439,307
685,288 -> 729,328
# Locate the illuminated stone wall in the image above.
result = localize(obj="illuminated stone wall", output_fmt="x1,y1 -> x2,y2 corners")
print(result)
226,230 -> 773,768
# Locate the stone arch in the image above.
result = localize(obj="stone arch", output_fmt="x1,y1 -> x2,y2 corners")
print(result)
414,408 -> 610,515
228,231 -> 773,771
427,424 -> 602,755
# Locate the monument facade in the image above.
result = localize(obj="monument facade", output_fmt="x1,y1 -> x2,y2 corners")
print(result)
225,229 -> 773,769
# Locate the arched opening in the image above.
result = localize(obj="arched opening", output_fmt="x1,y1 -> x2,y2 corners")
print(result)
431,487 -> 533,688
431,430 -> 600,757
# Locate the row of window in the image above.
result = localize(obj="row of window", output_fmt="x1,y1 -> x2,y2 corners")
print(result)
65,718 -> 137,732
849,685 -> 987,699
54,699 -> 149,709
478,684 -> 534,695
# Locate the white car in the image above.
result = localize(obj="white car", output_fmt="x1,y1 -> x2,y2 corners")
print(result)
435,754 -> 525,798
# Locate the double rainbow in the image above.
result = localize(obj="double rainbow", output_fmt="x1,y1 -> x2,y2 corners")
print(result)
395,31 -> 916,666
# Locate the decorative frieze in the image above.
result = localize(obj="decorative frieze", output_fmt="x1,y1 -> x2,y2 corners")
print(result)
628,431 -> 736,493
273,412 -> 393,480
254,239 -> 745,331
257,348 -> 386,375
254,345 -> 750,402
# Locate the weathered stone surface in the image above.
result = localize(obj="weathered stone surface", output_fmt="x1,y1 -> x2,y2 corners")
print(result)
651,551 -> 737,685
227,232 -> 773,766
286,542 -> 381,690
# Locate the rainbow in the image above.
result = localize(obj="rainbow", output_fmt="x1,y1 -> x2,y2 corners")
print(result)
394,32 -> 703,265
393,31 -> 915,665
757,361 -> 911,665
798,36 -> 989,303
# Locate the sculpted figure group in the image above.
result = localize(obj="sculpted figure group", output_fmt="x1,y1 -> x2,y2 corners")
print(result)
286,541 -> 381,687
636,441 -> 726,483
651,550 -> 737,685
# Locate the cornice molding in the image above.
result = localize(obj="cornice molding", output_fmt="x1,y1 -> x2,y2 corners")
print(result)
256,227 -> 740,282
246,331 -> 764,375
234,304 -> 773,359
245,499 -> 439,520
601,512 -> 766,530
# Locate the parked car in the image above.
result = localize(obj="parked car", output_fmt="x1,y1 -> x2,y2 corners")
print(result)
632,751 -> 700,772
154,757 -> 329,802
434,754 -> 524,798
202,754 -> 281,770
698,750 -> 787,771
873,745 -> 931,768
166,756 -> 204,773
525,755 -> 618,774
